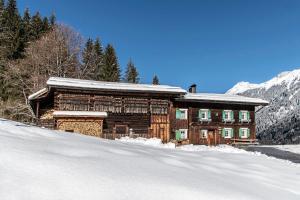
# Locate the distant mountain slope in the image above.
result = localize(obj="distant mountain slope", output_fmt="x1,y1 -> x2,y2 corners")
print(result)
226,69 -> 300,144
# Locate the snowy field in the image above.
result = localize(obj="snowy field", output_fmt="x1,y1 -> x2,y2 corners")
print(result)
268,145 -> 300,154
0,119 -> 300,200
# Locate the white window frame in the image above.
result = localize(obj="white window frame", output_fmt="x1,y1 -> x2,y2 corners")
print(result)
224,128 -> 232,138
240,110 -> 249,121
177,108 -> 188,120
179,129 -> 188,139
240,128 -> 249,139
199,109 -> 209,120
200,129 -> 208,138
224,110 -> 232,121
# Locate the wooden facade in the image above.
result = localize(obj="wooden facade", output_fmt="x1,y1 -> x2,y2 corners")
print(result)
29,78 -> 268,145
172,101 -> 256,145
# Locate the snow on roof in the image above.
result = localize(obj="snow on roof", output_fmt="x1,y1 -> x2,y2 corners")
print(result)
53,111 -> 108,118
28,88 -> 48,100
47,77 -> 186,94
178,93 -> 269,105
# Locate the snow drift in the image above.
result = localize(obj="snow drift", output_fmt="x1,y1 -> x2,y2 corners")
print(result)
0,119 -> 299,200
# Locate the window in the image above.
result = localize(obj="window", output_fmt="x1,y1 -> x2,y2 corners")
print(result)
223,110 -> 234,122
239,111 -> 250,122
199,109 -> 211,121
176,108 -> 188,119
175,129 -> 188,140
222,128 -> 233,138
239,128 -> 250,138
201,129 -> 208,138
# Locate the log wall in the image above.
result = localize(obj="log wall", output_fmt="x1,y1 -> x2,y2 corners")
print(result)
172,102 -> 256,145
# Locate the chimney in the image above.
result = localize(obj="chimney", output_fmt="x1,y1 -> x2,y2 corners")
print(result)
189,84 -> 197,93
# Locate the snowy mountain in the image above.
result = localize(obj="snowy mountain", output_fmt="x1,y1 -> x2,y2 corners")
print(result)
227,68 -> 300,144
0,118 -> 299,200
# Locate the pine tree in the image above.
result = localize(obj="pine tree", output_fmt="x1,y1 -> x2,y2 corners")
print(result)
3,0 -> 24,59
42,17 -> 49,33
93,37 -> 104,81
152,75 -> 159,85
0,0 -> 4,12
124,59 -> 139,83
49,12 -> 56,27
82,38 -> 93,64
31,12 -> 43,39
80,38 -> 95,79
22,8 -> 32,43
100,44 -> 121,82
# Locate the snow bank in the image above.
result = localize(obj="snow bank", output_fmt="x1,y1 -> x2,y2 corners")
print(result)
117,136 -> 176,148
118,137 -> 248,154
0,119 -> 300,200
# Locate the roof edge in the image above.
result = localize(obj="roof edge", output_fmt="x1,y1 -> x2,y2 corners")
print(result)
28,88 -> 48,101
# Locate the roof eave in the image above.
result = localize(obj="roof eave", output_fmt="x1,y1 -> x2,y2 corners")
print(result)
47,84 -> 186,95
175,98 -> 269,106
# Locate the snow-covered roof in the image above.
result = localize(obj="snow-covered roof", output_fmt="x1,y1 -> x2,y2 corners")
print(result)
47,77 -> 186,94
53,111 -> 108,118
28,88 -> 48,100
177,93 -> 269,105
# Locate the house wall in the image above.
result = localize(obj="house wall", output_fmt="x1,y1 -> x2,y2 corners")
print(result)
34,88 -> 259,145
172,101 -> 256,145
48,89 -> 174,142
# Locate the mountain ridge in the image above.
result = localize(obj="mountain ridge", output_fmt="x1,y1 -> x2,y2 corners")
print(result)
226,68 -> 300,144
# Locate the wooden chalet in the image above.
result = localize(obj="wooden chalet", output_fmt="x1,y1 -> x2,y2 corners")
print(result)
29,77 -> 268,145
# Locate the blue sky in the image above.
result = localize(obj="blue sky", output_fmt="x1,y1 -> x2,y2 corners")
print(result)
17,0 -> 300,92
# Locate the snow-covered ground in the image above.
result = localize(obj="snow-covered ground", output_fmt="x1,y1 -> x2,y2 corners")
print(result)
0,119 -> 300,200
269,145 -> 300,154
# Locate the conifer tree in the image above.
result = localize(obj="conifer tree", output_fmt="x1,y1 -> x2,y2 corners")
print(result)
49,13 -> 56,27
22,8 -> 32,42
80,38 -> 95,79
100,44 -> 120,82
0,0 -> 4,12
152,75 -> 159,85
42,17 -> 49,33
124,59 -> 139,83
93,37 -> 104,81
3,0 -> 24,59
31,12 -> 43,39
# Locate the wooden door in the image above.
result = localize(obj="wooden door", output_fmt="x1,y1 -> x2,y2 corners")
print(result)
208,130 -> 216,146
150,115 -> 170,142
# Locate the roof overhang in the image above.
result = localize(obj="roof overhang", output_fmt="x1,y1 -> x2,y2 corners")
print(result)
176,93 -> 269,106
46,77 -> 186,95
28,88 -> 48,101
53,111 -> 108,118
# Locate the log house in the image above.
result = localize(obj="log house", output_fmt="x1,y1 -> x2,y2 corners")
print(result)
29,77 -> 268,145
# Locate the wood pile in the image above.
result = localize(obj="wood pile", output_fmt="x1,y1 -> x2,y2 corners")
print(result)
57,119 -> 103,137
40,109 -> 54,119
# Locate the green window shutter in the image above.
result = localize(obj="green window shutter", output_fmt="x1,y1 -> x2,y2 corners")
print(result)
176,109 -> 180,119
247,128 -> 250,138
231,128 -> 234,138
239,111 -> 242,121
208,110 -> 211,119
239,128 -> 242,138
198,110 -> 202,118
175,130 -> 181,140
222,110 -> 225,120
222,128 -> 225,137
230,111 -> 234,120
247,111 -> 250,120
